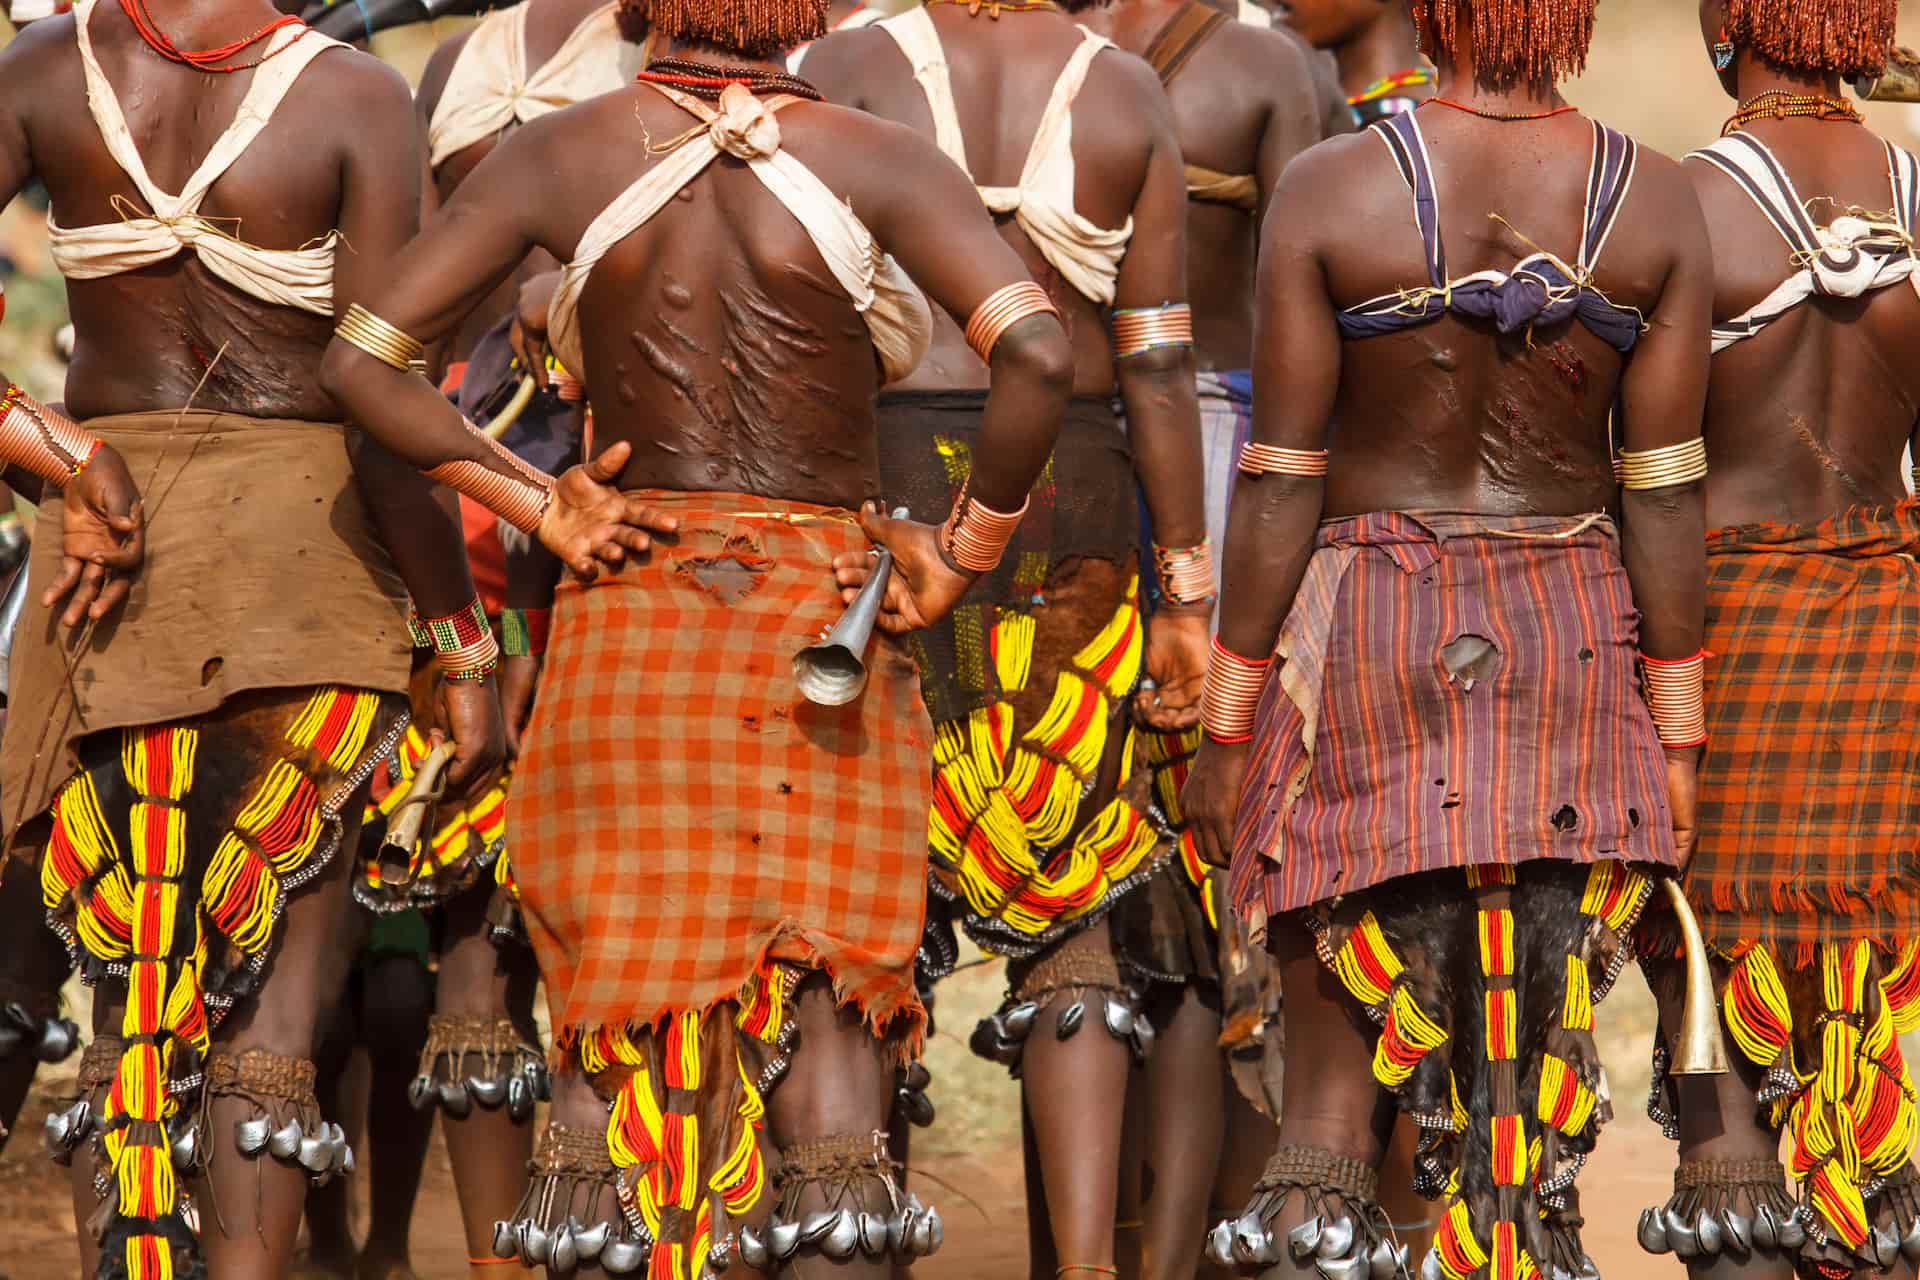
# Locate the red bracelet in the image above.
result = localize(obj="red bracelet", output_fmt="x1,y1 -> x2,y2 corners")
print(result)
939,478 -> 1028,574
410,598 -> 501,681
501,607 -> 551,658
1154,539 -> 1215,607
1200,635 -> 1271,744
0,384 -> 105,486
1640,649 -> 1707,748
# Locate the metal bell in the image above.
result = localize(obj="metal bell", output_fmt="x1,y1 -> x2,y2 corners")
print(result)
469,1075 -> 508,1108
602,1238 -> 649,1274
821,1209 -> 860,1260
170,1121 -> 197,1170
737,1225 -> 769,1272
1420,1245 -> 1445,1280
1751,1204 -> 1781,1250
968,1019 -> 1016,1065
1102,996 -> 1136,1039
768,1217 -> 802,1260
1665,1207 -> 1700,1258
550,1221 -> 578,1273
338,1141 -> 356,1175
297,1135 -> 332,1173
42,1108 -> 72,1155
1238,1213 -> 1277,1265
896,1203 -> 919,1255
1056,1000 -> 1086,1039
574,1220 -> 611,1261
520,1219 -> 552,1266
35,1018 -> 80,1064
1695,1209 -> 1724,1256
1317,1214 -> 1355,1259
1370,1236 -> 1403,1280
1899,1214 -> 1920,1261
529,1061 -> 553,1102
407,1074 -> 436,1110
1721,1208 -> 1754,1254
1777,1211 -> 1808,1250
439,1080 -> 474,1118
1002,1001 -> 1040,1038
925,1206 -> 944,1254
798,1209 -> 837,1246
902,1085 -> 935,1127
909,1208 -> 935,1256
0,1023 -> 21,1059
1319,1253 -> 1370,1280
491,1220 -> 517,1259
1637,1209 -> 1671,1255
1206,1219 -> 1236,1267
235,1116 -> 271,1156
1870,1226 -> 1900,1270
905,1061 -> 931,1091
1132,1014 -> 1157,1058
1289,1215 -> 1326,1261
267,1117 -> 305,1160
507,1074 -> 533,1120
857,1211 -> 890,1257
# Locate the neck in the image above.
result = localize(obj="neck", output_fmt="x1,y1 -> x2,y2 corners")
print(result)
1432,51 -> 1562,113
1335,10 -> 1426,99
1731,50 -> 1844,103
660,37 -> 785,72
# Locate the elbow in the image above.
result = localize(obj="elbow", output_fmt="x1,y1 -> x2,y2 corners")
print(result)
994,315 -> 1074,407
317,339 -> 355,412
1114,342 -> 1193,386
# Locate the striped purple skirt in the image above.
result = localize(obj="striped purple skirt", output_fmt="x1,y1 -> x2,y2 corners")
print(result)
1227,510 -> 1677,928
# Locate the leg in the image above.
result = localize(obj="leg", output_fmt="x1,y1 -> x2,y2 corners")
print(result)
305,975 -> 363,1278
354,949 -> 436,1279
423,884 -> 540,1279
196,807 -> 366,1280
761,972 -> 908,1280
1642,959 -> 1797,1280
1014,927 -> 1135,1280
1137,985 -> 1227,1280
0,856 -> 79,1150
1203,1078 -> 1277,1280
1376,1120 -> 1434,1267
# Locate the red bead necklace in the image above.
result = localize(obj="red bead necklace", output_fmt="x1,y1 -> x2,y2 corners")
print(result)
116,0 -> 304,73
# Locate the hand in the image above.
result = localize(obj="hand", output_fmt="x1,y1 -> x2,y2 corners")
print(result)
509,270 -> 564,390
499,654 -> 541,760
1664,744 -> 1700,876
45,446 -> 145,630
1181,737 -> 1249,869
537,440 -> 680,581
435,674 -> 507,792
1135,606 -> 1208,731
830,502 -> 976,634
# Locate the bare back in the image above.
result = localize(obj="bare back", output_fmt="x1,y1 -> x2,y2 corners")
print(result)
1688,119 -> 1920,529
1281,109 -> 1706,519
0,4 -> 418,420
806,8 -> 1170,393
1079,0 -> 1319,368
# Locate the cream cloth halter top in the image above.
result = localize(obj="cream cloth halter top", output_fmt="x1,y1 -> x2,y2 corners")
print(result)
426,1 -> 642,168
49,0 -> 345,316
875,7 -> 1132,305
546,83 -> 933,385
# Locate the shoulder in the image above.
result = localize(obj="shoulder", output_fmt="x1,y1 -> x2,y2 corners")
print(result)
802,22 -> 905,103
417,25 -> 481,117
1082,39 -> 1177,129
0,11 -> 76,80
303,39 -> 417,118
1615,131 -> 1704,232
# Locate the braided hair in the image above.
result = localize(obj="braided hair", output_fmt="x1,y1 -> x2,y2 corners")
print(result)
615,0 -> 824,57
1725,0 -> 1897,78
1411,0 -> 1596,88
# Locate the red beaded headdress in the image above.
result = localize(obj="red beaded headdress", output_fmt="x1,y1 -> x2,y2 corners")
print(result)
618,0 -> 825,56
1725,0 -> 1896,78
1411,0 -> 1596,87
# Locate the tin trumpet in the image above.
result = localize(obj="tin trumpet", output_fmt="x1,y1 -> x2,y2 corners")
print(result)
793,507 -> 909,707
1855,47 -> 1920,102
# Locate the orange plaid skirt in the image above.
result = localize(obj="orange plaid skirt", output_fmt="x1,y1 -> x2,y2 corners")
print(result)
508,490 -> 932,1047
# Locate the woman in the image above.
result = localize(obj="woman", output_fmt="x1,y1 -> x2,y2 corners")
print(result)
1181,0 -> 1713,1277
1636,4 -> 1920,1277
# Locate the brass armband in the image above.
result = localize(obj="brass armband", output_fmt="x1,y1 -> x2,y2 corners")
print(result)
964,282 -> 1058,365
1616,438 -> 1707,491
335,303 -> 425,373
1112,303 -> 1193,360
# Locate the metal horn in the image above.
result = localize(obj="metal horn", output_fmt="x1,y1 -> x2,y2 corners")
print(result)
1661,877 -> 1729,1076
1854,47 -> 1920,102
794,507 -> 907,707
377,739 -> 458,887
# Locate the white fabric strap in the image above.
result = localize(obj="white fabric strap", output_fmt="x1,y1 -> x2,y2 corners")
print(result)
50,0 -> 343,314
547,84 -> 931,385
874,8 -> 972,175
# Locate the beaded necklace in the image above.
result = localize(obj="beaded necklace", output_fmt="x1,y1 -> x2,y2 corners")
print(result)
637,56 -> 823,101
116,0 -> 304,72
923,0 -> 1060,16
1425,96 -> 1577,122
1721,89 -> 1861,136
1349,67 -> 1433,107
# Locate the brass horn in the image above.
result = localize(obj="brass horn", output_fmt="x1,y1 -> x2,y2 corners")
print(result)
376,738 -> 458,889
1660,876 -> 1730,1076
1854,47 -> 1920,102
793,507 -> 908,707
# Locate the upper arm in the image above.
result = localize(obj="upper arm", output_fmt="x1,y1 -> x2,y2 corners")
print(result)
0,21 -> 64,210
1250,33 -> 1320,230
332,54 -> 425,320
851,117 -> 1039,326
1109,55 -> 1190,310
416,31 -> 469,133
1249,147 -> 1343,450
1617,156 -> 1713,453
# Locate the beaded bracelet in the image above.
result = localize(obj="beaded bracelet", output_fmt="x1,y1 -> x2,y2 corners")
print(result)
1154,538 -> 1215,608
939,478 -> 1028,574
0,384 -> 104,486
427,427 -> 558,536
1640,650 -> 1707,749
410,598 -> 501,682
1617,438 -> 1708,491
500,607 -> 551,659
1238,442 -> 1329,478
1112,303 -> 1193,360
1200,634 -> 1271,745
964,281 -> 1059,365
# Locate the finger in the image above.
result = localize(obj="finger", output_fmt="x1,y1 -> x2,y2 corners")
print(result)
623,500 -> 678,535
89,574 -> 131,621
446,742 -> 479,790
568,553 -> 600,583
610,525 -> 653,555
586,440 -> 634,483
856,502 -> 894,549
42,558 -> 81,611
592,540 -> 627,568
62,563 -> 105,630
